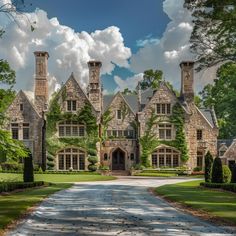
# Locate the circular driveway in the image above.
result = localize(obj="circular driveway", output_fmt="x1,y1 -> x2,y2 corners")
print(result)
6,177 -> 236,235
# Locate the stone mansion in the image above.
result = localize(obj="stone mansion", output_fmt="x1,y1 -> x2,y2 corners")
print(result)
4,51 -> 219,171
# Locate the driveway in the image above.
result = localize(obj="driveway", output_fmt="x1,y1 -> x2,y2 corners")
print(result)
6,177 -> 236,236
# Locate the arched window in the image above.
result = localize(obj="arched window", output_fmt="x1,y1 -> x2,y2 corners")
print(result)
152,147 -> 180,168
58,121 -> 85,137
57,148 -> 85,170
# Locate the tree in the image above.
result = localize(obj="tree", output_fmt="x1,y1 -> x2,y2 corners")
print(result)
23,152 -> 34,182
211,157 -> 223,183
122,88 -> 137,95
204,151 -> 213,182
139,69 -> 163,90
222,165 -> 232,183
200,62 -> 236,138
184,0 -> 236,71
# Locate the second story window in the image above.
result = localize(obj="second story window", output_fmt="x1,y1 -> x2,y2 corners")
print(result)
23,123 -> 30,140
20,103 -> 24,111
158,123 -> 172,140
11,123 -> 19,139
67,100 -> 76,111
117,110 -> 122,120
197,129 -> 203,140
156,103 -> 171,115
58,121 -> 85,137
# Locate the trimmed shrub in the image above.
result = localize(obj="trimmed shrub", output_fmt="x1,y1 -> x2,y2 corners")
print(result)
193,166 -> 202,172
204,151 -> 213,183
222,165 -> 232,183
88,149 -> 97,156
23,154 -> 34,183
1,162 -> 23,171
0,181 -> 44,193
231,163 -> 236,183
211,157 -> 223,183
200,182 -> 236,193
88,156 -> 98,164
38,167 -> 44,174
88,164 -> 97,172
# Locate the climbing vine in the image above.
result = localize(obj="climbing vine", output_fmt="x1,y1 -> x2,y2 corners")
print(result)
139,103 -> 189,167
101,108 -> 113,141
46,93 -> 99,170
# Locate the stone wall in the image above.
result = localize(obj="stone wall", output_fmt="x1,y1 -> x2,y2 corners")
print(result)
4,91 -> 43,165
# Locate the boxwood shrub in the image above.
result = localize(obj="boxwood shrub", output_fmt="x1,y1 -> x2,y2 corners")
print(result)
200,182 -> 236,193
0,181 -> 45,193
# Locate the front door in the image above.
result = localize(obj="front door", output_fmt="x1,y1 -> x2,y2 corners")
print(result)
112,148 -> 125,170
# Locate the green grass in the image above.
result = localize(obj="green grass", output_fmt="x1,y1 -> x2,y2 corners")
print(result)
0,183 -> 72,233
155,180 -> 236,224
134,172 -> 177,177
0,173 -> 116,183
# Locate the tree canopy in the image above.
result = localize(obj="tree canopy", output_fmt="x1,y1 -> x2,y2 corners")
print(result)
200,62 -> 236,138
184,0 -> 236,71
139,69 -> 163,90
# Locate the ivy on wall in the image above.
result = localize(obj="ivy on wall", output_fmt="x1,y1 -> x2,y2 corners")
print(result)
46,93 -> 98,170
139,103 -> 189,167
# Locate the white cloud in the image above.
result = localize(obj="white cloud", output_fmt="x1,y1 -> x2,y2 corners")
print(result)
136,35 -> 160,47
114,73 -> 143,92
130,0 -> 213,92
0,1 -> 131,95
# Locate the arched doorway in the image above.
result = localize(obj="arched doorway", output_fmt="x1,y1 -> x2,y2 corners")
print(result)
112,148 -> 125,170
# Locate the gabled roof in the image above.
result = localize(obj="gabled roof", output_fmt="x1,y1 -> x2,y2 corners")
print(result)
102,92 -> 138,114
57,73 -> 96,112
217,139 -> 234,149
196,107 -> 218,128
9,90 -> 41,118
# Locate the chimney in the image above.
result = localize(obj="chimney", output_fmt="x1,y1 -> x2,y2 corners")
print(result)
180,61 -> 194,103
34,51 -> 49,113
87,61 -> 102,112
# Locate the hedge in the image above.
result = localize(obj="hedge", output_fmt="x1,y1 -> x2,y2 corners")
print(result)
200,182 -> 236,193
0,181 -> 45,193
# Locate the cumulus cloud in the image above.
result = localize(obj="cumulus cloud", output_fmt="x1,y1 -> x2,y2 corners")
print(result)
136,34 -> 160,48
130,0 -> 212,92
114,73 -> 143,92
0,1 -> 131,95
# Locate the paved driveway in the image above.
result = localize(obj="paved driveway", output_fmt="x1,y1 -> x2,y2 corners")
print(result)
7,177 -> 236,236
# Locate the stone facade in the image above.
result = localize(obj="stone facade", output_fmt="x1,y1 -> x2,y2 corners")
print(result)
3,51 -> 219,172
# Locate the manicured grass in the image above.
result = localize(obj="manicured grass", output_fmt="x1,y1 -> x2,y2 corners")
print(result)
155,180 -> 236,225
0,183 -> 72,233
134,172 -> 177,177
0,173 -> 116,183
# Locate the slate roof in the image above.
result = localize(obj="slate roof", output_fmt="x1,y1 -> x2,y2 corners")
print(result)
199,108 -> 216,127
103,94 -> 138,113
217,139 -> 234,149
140,88 -> 154,105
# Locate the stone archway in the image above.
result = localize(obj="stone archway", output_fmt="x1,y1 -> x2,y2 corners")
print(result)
112,148 -> 125,170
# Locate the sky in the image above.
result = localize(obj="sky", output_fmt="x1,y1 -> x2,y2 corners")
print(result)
0,0 -> 217,97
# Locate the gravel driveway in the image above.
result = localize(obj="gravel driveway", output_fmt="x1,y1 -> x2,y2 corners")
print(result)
6,177 -> 236,236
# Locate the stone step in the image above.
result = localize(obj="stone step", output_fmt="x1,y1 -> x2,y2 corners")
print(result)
111,170 -> 130,176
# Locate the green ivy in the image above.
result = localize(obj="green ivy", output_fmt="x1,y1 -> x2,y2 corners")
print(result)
46,94 -> 99,169
139,103 -> 189,167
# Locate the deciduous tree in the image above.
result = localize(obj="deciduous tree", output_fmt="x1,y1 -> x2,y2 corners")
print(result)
184,0 -> 236,71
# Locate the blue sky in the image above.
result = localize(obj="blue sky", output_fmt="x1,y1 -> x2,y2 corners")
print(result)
1,0 -> 211,96
23,0 -> 169,92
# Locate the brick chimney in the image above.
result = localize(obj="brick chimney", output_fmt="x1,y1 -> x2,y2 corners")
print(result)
87,61 -> 102,112
180,61 -> 194,103
34,51 -> 49,113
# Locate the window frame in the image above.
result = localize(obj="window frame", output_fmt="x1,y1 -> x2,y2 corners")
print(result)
156,103 -> 171,115
58,121 -> 85,137
67,100 -> 77,111
196,129 -> 203,140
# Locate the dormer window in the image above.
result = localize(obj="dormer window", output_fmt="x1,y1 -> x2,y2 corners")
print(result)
117,110 -> 122,120
67,100 -> 76,111
156,103 -> 171,115
20,103 -> 23,111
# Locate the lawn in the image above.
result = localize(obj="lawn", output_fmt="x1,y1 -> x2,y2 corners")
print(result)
155,180 -> 236,225
0,183 -> 72,234
0,173 -> 116,182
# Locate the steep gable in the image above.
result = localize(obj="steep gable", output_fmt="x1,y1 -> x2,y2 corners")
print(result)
55,73 -> 96,113
142,82 -> 179,113
5,90 -> 41,123
104,92 -> 136,130
223,139 -> 236,159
